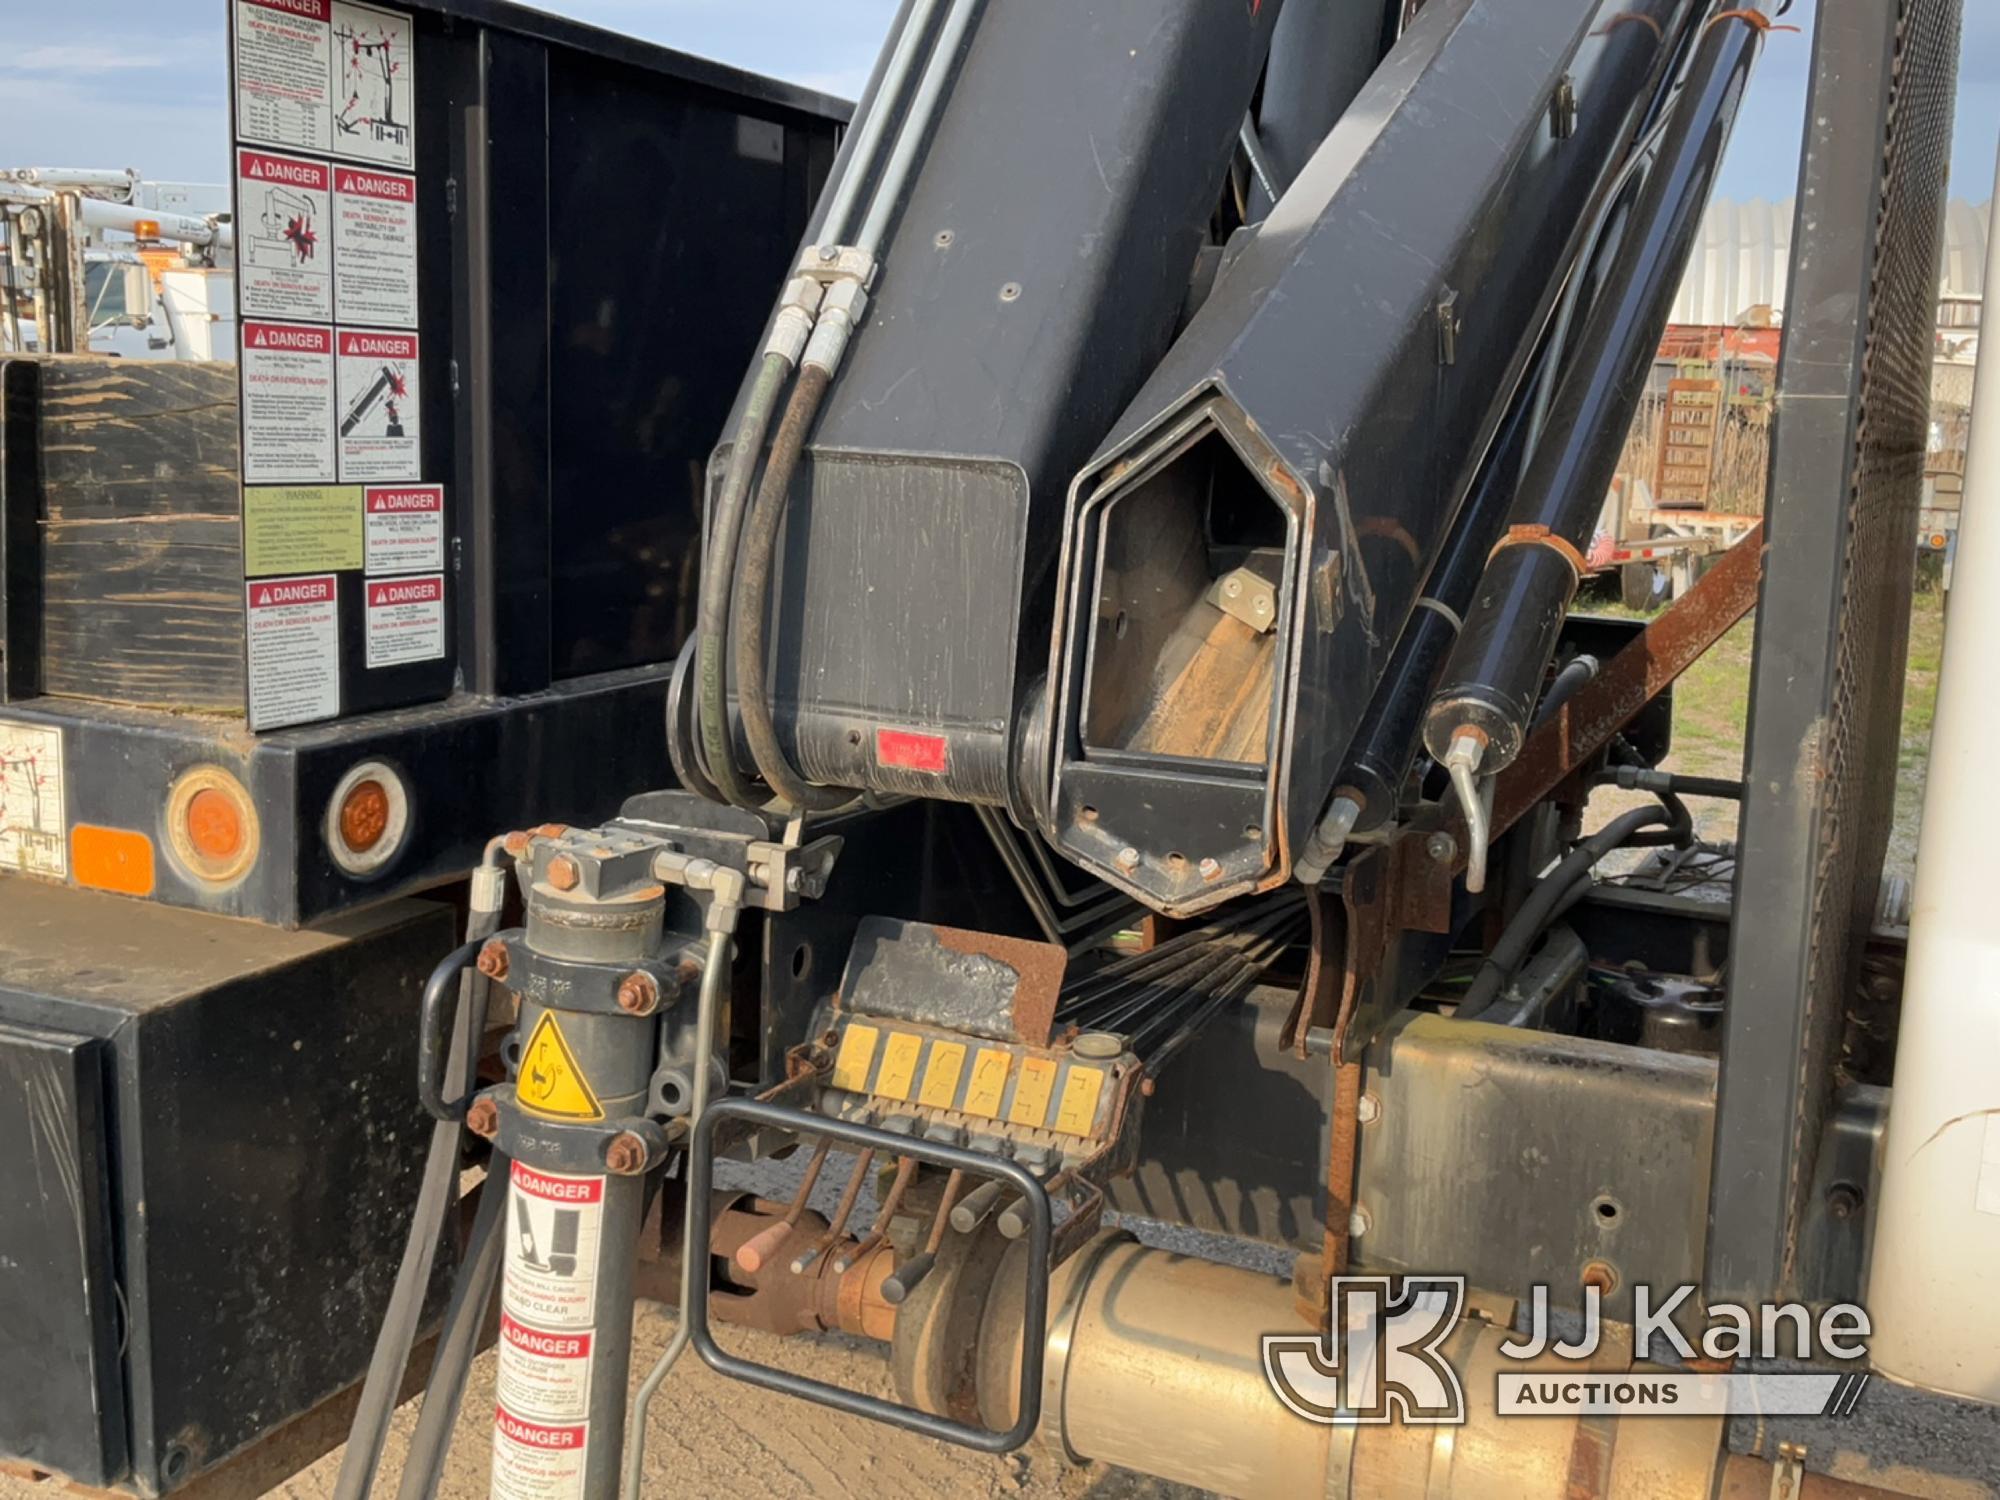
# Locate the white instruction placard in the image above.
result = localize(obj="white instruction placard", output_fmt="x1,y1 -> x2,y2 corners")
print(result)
332,1 -> 416,169
491,1406 -> 586,1500
497,1313 -> 592,1423
337,328 -> 420,480
0,720 -> 66,880
364,573 -> 444,667
363,483 -> 443,572
242,320 -> 337,483
237,149 -> 333,321
235,0 -> 334,154
502,1164 -> 603,1331
246,574 -> 340,730
332,164 -> 417,327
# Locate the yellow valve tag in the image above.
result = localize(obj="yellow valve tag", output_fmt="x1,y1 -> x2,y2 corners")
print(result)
964,1048 -> 1013,1118
1007,1056 -> 1060,1128
876,1032 -> 924,1101
831,1024 -> 881,1093
918,1040 -> 968,1109
1054,1066 -> 1106,1137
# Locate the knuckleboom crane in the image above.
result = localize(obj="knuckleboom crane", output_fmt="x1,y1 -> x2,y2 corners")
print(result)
330,2 -> 1985,1498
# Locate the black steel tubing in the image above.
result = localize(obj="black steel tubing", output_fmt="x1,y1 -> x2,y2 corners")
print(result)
1424,4 -> 1766,772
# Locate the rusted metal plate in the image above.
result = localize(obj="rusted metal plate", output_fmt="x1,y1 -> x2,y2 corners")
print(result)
835,917 -> 1067,1046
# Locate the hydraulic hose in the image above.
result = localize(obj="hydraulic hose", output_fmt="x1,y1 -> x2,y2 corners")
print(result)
697,351 -> 792,808
732,364 -> 853,812
335,842 -> 507,1500
725,0 -> 982,812
392,1149 -> 510,1500
1456,803 -> 1671,1020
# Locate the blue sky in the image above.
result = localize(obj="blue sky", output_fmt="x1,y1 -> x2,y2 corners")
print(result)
1,1 -> 1994,203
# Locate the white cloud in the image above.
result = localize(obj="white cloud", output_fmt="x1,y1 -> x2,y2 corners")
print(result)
3,34 -> 216,77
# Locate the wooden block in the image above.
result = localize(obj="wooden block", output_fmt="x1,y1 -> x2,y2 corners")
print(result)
37,360 -> 239,522
25,359 -> 245,713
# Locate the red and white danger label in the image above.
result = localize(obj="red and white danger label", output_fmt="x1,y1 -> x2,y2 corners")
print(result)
332,164 -> 417,327
363,483 -> 443,572
496,1313 -> 593,1423
237,149 -> 332,322
491,1404 -> 586,1500
503,1164 -> 604,1330
246,573 -> 339,730
336,328 -> 420,481
242,320 -> 336,483
364,572 -> 444,668
234,0 -> 333,155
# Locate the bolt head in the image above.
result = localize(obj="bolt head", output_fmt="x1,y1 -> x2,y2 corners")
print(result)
1425,832 -> 1458,864
605,1131 -> 648,1175
1116,846 -> 1141,871
785,867 -> 804,894
547,854 -> 580,891
465,1097 -> 500,1139
476,939 -> 510,982
1198,857 -> 1223,881
503,830 -> 532,858
1355,1092 -> 1381,1125
616,971 -> 659,1015
1348,1206 -> 1371,1239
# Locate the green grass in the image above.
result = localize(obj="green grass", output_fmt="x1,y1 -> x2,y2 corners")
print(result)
1592,584 -> 1947,875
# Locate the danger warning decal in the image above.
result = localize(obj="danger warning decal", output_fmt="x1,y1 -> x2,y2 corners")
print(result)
332,164 -> 416,327
503,1162 -> 604,1331
242,320 -> 337,484
234,0 -> 335,155
246,573 -> 340,730
497,1313 -> 592,1423
515,1011 -> 604,1121
337,328 -> 420,481
363,483 -> 443,571
238,149 -> 332,322
491,1404 -> 586,1500
232,0 -> 442,728
364,572 -> 444,668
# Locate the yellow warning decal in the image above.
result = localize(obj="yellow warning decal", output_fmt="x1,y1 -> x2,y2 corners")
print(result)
1007,1056 -> 1060,1128
964,1048 -> 1013,1118
832,1024 -> 881,1093
918,1040 -> 968,1109
516,1011 -> 604,1121
876,1032 -> 924,1101
1054,1066 -> 1106,1137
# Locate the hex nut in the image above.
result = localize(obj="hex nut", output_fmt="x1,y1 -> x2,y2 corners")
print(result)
466,1097 -> 500,1139
616,971 -> 660,1015
547,855 -> 581,891
476,939 -> 510,982
606,1131 -> 649,1175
